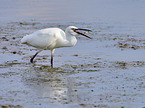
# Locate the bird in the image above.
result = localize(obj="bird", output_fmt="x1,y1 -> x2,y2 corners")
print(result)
21,26 -> 92,68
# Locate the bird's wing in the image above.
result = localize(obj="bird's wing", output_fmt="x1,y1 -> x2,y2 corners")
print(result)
21,28 -> 67,49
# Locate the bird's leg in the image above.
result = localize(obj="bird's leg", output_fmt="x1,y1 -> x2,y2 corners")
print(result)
51,49 -> 55,68
30,50 -> 42,63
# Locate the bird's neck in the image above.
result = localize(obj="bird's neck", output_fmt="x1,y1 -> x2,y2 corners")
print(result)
65,33 -> 77,47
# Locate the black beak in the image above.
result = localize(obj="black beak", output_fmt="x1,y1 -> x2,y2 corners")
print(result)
74,28 -> 92,39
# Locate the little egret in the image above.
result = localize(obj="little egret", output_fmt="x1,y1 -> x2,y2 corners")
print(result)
21,26 -> 92,68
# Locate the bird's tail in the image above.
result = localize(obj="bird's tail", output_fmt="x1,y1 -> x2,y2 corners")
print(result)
21,36 -> 28,44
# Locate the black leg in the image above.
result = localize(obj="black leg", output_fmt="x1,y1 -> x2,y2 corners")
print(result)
51,49 -> 55,68
51,55 -> 53,68
30,50 -> 42,63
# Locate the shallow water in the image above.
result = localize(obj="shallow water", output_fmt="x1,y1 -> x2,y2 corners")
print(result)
1,0 -> 145,108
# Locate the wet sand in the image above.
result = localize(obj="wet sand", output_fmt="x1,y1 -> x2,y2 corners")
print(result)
1,0 -> 145,108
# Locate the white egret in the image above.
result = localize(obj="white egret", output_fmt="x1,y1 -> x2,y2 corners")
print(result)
21,26 -> 92,68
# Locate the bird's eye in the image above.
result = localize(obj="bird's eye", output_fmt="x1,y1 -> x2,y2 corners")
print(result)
72,28 -> 76,32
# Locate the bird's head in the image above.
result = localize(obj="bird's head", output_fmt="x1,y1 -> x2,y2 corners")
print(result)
66,26 -> 92,39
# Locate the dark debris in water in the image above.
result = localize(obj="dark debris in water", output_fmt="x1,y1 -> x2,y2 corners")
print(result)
36,66 -> 67,73
63,60 -> 145,72
62,62 -> 105,72
0,104 -> 23,108
79,104 -> 108,108
113,61 -> 145,69
115,38 -> 145,50
0,60 -> 24,68
19,22 -> 38,26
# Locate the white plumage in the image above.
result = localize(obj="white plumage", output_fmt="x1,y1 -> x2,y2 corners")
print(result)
21,26 -> 91,68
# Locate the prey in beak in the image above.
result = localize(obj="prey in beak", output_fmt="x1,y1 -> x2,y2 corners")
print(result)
73,28 -> 92,39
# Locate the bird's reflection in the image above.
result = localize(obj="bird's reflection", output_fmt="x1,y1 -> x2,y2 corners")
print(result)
23,67 -> 80,104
